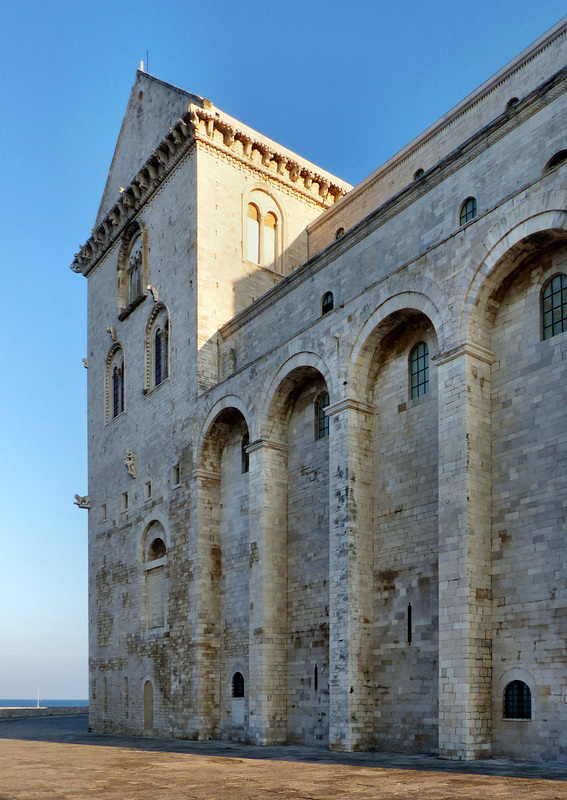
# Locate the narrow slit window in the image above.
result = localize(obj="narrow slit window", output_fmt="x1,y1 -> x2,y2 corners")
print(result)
314,664 -> 318,692
265,212 -> 277,269
542,274 -> 567,340
247,204 -> 260,264
316,392 -> 330,440
407,604 -> 412,645
241,432 -> 250,474
232,672 -> 244,698
155,328 -> 162,385
410,342 -> 429,399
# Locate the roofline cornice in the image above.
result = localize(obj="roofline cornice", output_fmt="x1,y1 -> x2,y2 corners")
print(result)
309,16 -> 567,232
71,105 -> 350,277
220,64 -> 567,339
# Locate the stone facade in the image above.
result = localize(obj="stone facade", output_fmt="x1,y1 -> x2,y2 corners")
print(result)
73,18 -> 567,761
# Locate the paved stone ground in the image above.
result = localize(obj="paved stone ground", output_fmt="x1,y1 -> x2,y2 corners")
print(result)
0,715 -> 566,799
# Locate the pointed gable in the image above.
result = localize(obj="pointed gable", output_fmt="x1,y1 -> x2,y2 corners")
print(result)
95,71 -> 203,227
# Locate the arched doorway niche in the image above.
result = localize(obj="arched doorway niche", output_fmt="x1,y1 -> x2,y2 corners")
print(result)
350,306 -> 440,754
465,227 -> 567,762
198,404 -> 251,741
261,361 -> 332,747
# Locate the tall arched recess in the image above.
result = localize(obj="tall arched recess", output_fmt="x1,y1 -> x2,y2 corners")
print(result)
463,221 -> 567,762
197,404 -> 251,741
348,305 -> 440,755
258,360 -> 331,747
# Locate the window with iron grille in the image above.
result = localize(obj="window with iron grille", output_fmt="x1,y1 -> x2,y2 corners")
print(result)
316,392 -> 330,439
504,680 -> 531,719
232,672 -> 245,698
459,197 -> 477,226
410,342 -> 429,399
542,274 -> 567,340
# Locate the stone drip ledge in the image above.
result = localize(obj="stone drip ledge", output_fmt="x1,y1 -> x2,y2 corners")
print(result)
0,706 -> 88,719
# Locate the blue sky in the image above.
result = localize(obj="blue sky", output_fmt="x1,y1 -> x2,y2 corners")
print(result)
0,0 -> 565,699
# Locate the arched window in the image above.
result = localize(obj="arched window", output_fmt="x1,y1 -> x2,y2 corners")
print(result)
459,197 -> 477,226
106,345 -> 125,422
241,432 -> 249,474
154,319 -> 169,386
146,304 -> 170,391
113,364 -> 124,417
144,524 -> 167,629
321,291 -> 334,315
264,212 -> 278,269
232,671 -> 245,698
316,392 -> 330,440
335,227 -> 345,239
544,150 -> 567,173
410,342 -> 429,399
143,680 -> 153,734
413,168 -> 424,180
504,680 -> 531,719
247,203 -> 260,264
506,97 -> 519,111
542,274 -> 567,340
117,223 -> 147,315
127,234 -> 144,305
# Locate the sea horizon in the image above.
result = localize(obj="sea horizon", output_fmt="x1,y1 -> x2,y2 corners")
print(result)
0,699 -> 88,707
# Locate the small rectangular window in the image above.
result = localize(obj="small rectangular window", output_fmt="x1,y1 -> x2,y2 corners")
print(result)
100,503 -> 108,522
121,491 -> 129,512
172,463 -> 181,486
144,481 -> 152,501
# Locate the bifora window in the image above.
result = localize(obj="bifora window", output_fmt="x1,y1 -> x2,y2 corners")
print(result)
459,197 -> 477,226
542,274 -> 567,340
316,392 -> 330,439
410,342 -> 429,399
504,680 -> 531,719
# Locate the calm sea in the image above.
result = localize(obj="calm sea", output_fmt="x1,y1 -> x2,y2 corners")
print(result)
0,699 -> 88,707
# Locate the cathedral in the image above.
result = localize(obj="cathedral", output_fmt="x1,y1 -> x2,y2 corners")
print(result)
73,18 -> 567,762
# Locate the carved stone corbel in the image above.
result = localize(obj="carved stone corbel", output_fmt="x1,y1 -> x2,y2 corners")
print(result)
106,326 -> 117,342
74,494 -> 91,509
261,149 -> 273,167
289,162 -> 301,182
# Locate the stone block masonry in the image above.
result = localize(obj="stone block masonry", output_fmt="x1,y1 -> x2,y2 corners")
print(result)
73,18 -> 567,762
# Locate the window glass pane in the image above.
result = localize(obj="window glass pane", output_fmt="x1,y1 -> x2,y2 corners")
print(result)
410,342 -> 429,399
317,392 -> 330,439
542,274 -> 567,340
247,205 -> 259,263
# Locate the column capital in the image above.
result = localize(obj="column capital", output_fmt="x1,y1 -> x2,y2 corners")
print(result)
432,340 -> 494,366
191,468 -> 221,482
246,437 -> 289,455
326,397 -> 375,418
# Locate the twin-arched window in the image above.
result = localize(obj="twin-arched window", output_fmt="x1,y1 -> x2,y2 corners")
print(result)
146,304 -> 170,390
117,223 -> 147,315
246,193 -> 280,271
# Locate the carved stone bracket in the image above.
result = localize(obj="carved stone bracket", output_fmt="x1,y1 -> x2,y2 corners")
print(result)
74,494 -> 91,509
